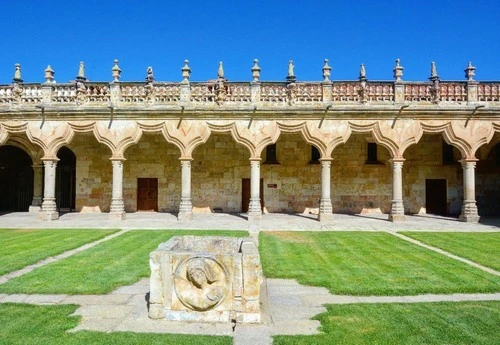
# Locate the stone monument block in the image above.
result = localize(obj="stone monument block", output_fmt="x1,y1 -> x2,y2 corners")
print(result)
149,236 -> 262,323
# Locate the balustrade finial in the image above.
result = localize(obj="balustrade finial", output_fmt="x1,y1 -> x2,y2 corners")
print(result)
465,61 -> 476,81
430,61 -> 439,81
76,61 -> 87,81
359,63 -> 367,81
13,63 -> 23,83
251,59 -> 261,82
181,60 -> 191,82
393,58 -> 404,82
112,59 -> 121,82
286,60 -> 296,82
218,61 -> 224,79
322,59 -> 331,82
146,66 -> 154,83
44,65 -> 55,84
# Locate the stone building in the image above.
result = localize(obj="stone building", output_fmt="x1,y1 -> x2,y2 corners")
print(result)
0,59 -> 498,223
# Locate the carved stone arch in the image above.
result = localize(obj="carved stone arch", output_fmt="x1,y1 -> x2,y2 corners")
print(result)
161,119 -> 211,159
298,120 -> 352,158
3,135 -> 43,164
94,120 -> 143,159
229,120 -> 280,158
25,121 -> 74,159
0,124 -> 9,145
348,121 -> 399,158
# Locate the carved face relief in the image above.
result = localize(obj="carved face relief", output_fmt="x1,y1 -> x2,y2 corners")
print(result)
174,257 -> 228,311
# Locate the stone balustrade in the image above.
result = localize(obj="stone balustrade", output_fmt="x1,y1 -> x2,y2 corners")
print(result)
0,60 -> 499,108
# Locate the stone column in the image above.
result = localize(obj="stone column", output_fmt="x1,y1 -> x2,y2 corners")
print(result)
248,159 -> 262,221
389,158 -> 406,221
109,159 -> 126,220
39,159 -> 59,221
318,158 -> 333,222
29,163 -> 43,213
178,159 -> 193,221
459,159 -> 480,223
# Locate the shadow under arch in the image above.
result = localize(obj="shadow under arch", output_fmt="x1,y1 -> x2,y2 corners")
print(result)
56,146 -> 76,212
0,145 -> 34,212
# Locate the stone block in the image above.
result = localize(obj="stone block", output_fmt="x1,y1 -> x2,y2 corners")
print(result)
149,236 -> 263,323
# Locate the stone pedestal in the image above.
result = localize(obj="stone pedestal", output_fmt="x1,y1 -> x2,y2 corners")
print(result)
318,158 -> 333,223
459,159 -> 480,223
178,159 -> 193,221
149,236 -> 262,323
389,159 -> 406,222
109,160 -> 126,220
39,159 -> 59,221
247,159 -> 262,222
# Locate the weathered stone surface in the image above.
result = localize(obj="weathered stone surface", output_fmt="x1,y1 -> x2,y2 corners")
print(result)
149,236 -> 263,323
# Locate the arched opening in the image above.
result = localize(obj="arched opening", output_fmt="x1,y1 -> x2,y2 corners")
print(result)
56,146 -> 76,212
0,145 -> 34,212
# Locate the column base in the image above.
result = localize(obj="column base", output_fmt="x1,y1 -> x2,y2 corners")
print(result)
459,201 -> 480,223
247,214 -> 262,222
29,205 -> 41,213
109,212 -> 126,220
177,211 -> 193,221
318,212 -> 333,223
389,213 -> 406,222
39,211 -> 59,221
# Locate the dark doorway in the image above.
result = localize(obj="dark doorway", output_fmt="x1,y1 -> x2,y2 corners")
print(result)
425,179 -> 447,215
137,178 -> 158,211
241,178 -> 264,212
0,145 -> 34,212
56,147 -> 76,212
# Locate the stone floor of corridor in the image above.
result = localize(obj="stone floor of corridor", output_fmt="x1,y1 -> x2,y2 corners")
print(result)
0,211 -> 499,231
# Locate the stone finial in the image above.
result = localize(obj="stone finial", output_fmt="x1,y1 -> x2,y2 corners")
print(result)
76,61 -> 87,81
251,59 -> 261,82
465,61 -> 476,81
429,61 -> 439,81
393,58 -> 403,82
286,60 -> 296,82
181,60 -> 191,82
359,63 -> 367,81
13,63 -> 23,83
146,66 -> 154,83
217,61 -> 224,79
112,59 -> 121,82
44,65 -> 55,84
322,59 -> 331,82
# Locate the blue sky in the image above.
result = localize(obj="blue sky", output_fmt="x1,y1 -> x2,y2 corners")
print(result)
1,0 -> 498,84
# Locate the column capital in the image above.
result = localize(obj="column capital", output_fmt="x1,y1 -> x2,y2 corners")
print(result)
388,157 -> 405,164
460,158 -> 479,164
110,157 -> 126,162
41,157 -> 60,162
249,157 -> 262,162
319,157 -> 333,162
179,156 -> 193,161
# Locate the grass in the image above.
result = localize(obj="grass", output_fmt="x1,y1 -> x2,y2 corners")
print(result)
0,303 -> 232,345
273,301 -> 500,345
400,232 -> 500,271
260,231 -> 500,295
0,229 -> 118,275
0,230 -> 247,294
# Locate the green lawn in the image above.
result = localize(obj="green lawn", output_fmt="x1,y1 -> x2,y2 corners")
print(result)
260,231 -> 500,295
401,232 -> 500,271
0,229 -> 118,275
0,303 -> 231,345
273,301 -> 500,345
0,230 -> 247,294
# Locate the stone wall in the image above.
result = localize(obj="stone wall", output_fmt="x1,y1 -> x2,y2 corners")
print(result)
332,134 -> 392,213
403,135 -> 463,215
124,133 -> 181,212
476,137 -> 500,216
192,133 -> 249,212
68,134 -> 112,212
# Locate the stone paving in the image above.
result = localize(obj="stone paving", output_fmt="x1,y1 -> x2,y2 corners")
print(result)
0,212 -> 499,344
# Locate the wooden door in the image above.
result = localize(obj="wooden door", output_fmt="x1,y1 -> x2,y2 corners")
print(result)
425,179 -> 447,215
241,178 -> 263,212
137,178 -> 158,211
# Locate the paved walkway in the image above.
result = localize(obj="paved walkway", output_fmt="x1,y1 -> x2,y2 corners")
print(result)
0,212 -> 499,344
1,279 -> 499,345
0,211 -> 499,231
